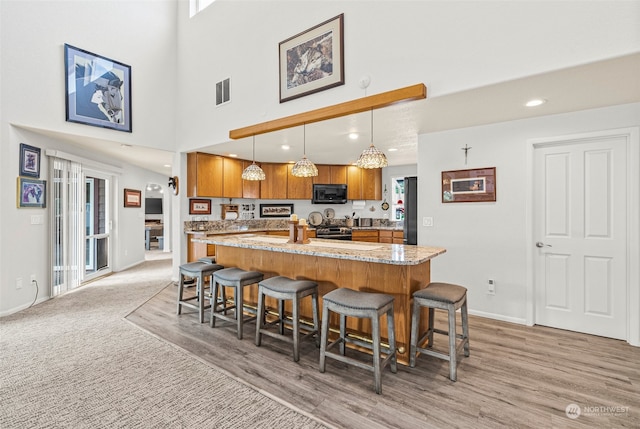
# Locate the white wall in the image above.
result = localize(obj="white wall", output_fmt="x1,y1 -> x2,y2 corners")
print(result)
0,0 -> 177,314
0,127 -> 168,315
419,103 -> 640,323
175,0 -> 640,151
2,0 -> 639,320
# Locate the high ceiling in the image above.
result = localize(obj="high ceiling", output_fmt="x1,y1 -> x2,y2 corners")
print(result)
27,52 -> 640,175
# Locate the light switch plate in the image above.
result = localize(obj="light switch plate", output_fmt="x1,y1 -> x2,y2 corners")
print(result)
423,217 -> 433,227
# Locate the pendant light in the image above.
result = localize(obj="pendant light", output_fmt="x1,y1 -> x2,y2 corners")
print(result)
356,109 -> 388,169
291,124 -> 318,177
241,135 -> 266,181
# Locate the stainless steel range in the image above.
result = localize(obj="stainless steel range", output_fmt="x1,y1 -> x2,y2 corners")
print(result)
315,226 -> 353,240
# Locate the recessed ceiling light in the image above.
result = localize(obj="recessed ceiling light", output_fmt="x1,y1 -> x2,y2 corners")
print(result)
121,144 -> 132,148
349,133 -> 359,140
228,153 -> 238,157
163,164 -> 171,168
281,145 -> 290,150
388,148 -> 398,152
525,98 -> 547,107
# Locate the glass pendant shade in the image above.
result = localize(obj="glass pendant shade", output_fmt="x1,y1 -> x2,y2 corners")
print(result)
291,124 -> 318,177
241,136 -> 266,180
242,161 -> 266,180
291,155 -> 319,177
356,144 -> 388,169
356,109 -> 388,169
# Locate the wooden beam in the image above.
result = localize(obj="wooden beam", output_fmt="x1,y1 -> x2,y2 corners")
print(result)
229,83 -> 427,140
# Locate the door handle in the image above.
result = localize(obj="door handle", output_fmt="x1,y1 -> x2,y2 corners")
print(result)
536,242 -> 552,248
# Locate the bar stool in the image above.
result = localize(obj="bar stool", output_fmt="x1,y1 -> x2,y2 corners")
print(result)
198,257 -> 216,264
211,267 -> 264,339
177,261 -> 224,323
319,288 -> 397,394
409,282 -> 470,381
255,276 -> 320,362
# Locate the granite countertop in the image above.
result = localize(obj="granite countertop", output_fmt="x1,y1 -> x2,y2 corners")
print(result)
193,234 -> 445,266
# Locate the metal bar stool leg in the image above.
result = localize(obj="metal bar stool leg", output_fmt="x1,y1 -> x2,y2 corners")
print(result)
447,302 -> 457,381
319,304 -> 330,373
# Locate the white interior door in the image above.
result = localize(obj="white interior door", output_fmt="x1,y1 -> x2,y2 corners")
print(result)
533,136 -> 628,340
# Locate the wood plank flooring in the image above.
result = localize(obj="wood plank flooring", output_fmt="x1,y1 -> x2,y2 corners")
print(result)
126,284 -> 640,429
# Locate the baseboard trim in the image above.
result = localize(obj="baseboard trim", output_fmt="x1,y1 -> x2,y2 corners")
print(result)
468,309 -> 527,325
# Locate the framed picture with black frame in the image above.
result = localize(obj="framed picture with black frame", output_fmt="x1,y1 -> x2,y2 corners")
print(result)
19,143 -> 41,178
259,203 -> 294,218
279,14 -> 344,103
64,44 -> 132,132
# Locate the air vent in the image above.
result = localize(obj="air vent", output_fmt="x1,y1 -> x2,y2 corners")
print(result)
216,78 -> 230,106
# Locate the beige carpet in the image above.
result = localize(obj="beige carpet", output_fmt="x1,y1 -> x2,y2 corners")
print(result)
0,253 -> 329,428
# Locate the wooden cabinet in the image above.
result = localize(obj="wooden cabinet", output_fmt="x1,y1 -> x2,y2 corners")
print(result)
260,163 -> 288,199
314,165 -> 347,184
223,157 -> 243,198
187,152 -> 223,197
347,166 -> 381,200
188,154 -> 374,200
379,230 -> 404,244
287,164 -> 313,199
187,153 -> 247,198
241,161 -> 261,198
352,229 -> 379,243
346,166 -> 362,200
187,233 -> 216,262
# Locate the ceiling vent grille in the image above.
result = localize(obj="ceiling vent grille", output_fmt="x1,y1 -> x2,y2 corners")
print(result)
216,78 -> 230,106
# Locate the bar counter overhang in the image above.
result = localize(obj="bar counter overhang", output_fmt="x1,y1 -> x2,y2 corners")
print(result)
192,234 -> 446,365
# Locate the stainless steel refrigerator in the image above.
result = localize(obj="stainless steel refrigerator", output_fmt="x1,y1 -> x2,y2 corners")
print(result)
403,176 -> 418,245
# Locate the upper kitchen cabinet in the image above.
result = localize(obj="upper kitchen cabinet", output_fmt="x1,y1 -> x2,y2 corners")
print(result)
287,164 -> 313,199
241,160 -> 261,199
260,163 -> 288,199
313,165 -> 347,185
187,153 -> 249,198
347,166 -> 382,200
222,157 -> 243,198
187,152 -> 223,197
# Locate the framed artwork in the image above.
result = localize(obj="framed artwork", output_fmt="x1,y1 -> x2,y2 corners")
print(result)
260,203 -> 294,218
442,167 -> 496,203
279,13 -> 344,103
124,188 -> 141,207
19,144 -> 41,178
17,177 -> 46,208
64,44 -> 132,132
189,199 -> 212,215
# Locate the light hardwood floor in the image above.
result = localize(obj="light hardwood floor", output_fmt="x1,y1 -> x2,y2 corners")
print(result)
126,284 -> 639,429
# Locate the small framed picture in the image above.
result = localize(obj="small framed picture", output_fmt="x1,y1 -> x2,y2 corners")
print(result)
17,177 -> 46,208
64,44 -> 132,132
124,188 -> 141,207
260,203 -> 294,218
442,167 -> 496,203
189,199 -> 212,215
279,14 -> 344,103
19,144 -> 41,178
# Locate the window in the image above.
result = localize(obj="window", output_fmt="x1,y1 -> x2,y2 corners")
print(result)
190,0 -> 216,17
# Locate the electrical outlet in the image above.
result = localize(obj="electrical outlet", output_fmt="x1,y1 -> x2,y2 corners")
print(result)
423,217 -> 433,227
31,274 -> 36,283
487,279 -> 495,295
16,277 -> 23,289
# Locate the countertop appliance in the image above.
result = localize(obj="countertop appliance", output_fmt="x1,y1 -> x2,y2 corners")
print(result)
312,184 -> 348,204
403,176 -> 418,245
315,226 -> 353,240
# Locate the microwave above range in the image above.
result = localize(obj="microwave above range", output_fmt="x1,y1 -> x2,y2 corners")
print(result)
312,184 -> 347,204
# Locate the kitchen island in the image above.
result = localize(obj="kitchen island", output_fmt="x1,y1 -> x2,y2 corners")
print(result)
194,234 -> 446,365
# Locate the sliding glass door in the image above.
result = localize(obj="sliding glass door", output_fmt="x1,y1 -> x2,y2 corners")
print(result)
84,172 -> 111,280
51,158 -> 112,296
